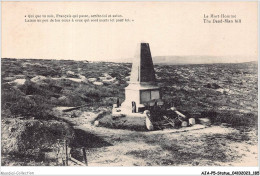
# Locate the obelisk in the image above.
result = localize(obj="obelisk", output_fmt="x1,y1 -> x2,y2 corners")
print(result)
121,43 -> 161,113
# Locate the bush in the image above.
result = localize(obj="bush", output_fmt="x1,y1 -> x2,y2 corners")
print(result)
201,111 -> 218,119
203,110 -> 257,127
1,118 -> 75,154
2,85 -> 54,120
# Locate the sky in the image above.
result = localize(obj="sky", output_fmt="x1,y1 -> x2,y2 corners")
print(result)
2,2 -> 258,62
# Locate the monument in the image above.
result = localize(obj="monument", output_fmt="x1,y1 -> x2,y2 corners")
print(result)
114,43 -> 163,115
111,43 -> 195,130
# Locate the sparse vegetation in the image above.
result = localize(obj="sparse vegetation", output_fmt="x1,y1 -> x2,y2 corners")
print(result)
1,58 -> 258,166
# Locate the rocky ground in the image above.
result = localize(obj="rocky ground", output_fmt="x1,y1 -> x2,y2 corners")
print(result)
53,107 -> 258,166
1,58 -> 258,166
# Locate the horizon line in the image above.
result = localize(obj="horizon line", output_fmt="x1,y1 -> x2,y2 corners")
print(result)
1,56 -> 258,65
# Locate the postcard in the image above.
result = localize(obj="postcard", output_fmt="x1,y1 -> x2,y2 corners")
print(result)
1,1 -> 258,175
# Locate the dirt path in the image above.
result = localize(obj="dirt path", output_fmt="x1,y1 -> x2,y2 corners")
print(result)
55,109 -> 258,166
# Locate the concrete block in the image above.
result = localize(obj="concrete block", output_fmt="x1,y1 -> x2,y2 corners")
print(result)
189,118 -> 196,125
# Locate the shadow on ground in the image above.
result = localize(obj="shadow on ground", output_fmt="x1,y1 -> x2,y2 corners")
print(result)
71,129 -> 112,148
